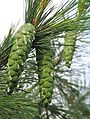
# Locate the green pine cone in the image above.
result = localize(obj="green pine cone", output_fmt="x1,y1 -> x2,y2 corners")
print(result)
8,70 -> 18,77
11,44 -> 18,52
10,53 -> 19,60
42,81 -> 53,88
17,39 -> 25,46
17,49 -> 25,56
6,23 -> 35,94
10,63 -> 20,71
39,71 -> 50,78
39,77 -> 53,85
17,59 -> 23,66
63,31 -> 76,67
8,59 -> 15,66
36,41 -> 54,106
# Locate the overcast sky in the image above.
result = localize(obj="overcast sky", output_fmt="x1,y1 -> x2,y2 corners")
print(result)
0,0 -> 24,43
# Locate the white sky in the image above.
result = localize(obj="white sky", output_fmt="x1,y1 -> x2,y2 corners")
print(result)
0,0 -> 24,43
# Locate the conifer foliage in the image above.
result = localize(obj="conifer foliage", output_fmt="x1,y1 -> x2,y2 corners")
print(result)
0,0 -> 90,118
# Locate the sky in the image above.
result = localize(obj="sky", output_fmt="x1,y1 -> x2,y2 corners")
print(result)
0,0 -> 24,43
